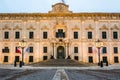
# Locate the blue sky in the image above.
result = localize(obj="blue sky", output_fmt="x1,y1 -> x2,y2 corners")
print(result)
0,0 -> 120,13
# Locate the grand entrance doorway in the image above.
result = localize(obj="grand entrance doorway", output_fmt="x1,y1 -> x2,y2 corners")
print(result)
57,46 -> 65,59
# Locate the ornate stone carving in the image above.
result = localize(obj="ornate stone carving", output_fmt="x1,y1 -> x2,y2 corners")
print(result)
49,3 -> 72,13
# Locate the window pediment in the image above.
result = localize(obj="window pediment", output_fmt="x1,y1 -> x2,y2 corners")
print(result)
99,25 -> 109,30
41,26 -> 49,30
111,24 -> 119,30
72,25 -> 80,30
27,25 -> 36,30
85,24 -> 94,30
2,24 -> 11,30
13,25 -> 22,30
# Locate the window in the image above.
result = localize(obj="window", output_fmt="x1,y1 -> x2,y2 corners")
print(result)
102,31 -> 107,39
56,29 -> 65,38
88,56 -> 93,63
43,56 -> 47,60
114,47 -> 118,54
88,47 -> 92,53
29,32 -> 34,39
15,31 -> 20,39
102,57 -> 107,63
15,56 -> 19,62
74,47 -> 78,53
43,47 -> 47,53
74,32 -> 78,39
102,47 -> 107,53
4,31 -> 9,39
43,32 -> 47,39
88,31 -> 92,39
4,56 -> 8,62
74,56 -> 79,60
114,57 -> 119,63
29,56 -> 33,62
29,47 -> 33,53
113,32 -> 118,39
2,47 -> 9,53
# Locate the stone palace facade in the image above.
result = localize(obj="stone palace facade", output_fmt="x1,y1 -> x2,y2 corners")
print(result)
0,3 -> 120,64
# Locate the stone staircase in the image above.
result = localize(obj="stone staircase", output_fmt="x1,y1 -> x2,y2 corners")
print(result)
29,59 -> 96,67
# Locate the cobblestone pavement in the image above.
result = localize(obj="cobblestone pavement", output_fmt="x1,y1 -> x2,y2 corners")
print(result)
66,69 -> 120,80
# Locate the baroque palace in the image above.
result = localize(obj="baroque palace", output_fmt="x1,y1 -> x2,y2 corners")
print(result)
0,3 -> 120,64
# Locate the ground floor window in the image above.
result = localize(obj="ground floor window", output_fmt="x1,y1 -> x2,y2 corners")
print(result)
15,56 -> 19,62
43,56 -> 47,60
114,57 -> 119,63
74,56 -> 79,60
102,56 -> 107,63
29,56 -> 33,62
4,56 -> 8,62
88,56 -> 93,63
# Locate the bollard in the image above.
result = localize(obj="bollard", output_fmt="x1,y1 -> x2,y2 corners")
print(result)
100,61 -> 103,67
106,61 -> 108,66
14,60 -> 17,67
19,61 -> 22,67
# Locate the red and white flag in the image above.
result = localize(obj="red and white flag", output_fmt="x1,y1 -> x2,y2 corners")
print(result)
16,47 -> 21,54
92,46 -> 98,53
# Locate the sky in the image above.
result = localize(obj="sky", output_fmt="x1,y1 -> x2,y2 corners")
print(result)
0,0 -> 120,13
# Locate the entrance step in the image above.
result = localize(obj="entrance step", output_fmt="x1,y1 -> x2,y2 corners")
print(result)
29,59 -> 96,67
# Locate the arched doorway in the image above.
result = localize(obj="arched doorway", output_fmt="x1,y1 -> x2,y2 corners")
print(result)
57,46 -> 65,59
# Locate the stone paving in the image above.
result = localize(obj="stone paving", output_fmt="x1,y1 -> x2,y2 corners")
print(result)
0,64 -> 120,80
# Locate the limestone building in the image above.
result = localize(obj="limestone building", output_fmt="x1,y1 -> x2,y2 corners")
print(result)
0,3 -> 120,64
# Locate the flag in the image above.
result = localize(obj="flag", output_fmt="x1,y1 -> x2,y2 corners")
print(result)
61,0 -> 65,3
25,47 -> 30,53
92,46 -> 98,53
16,47 -> 21,54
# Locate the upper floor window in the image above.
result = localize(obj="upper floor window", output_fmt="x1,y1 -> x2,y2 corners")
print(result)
102,47 -> 107,53
4,31 -> 9,39
43,32 -> 47,39
74,47 -> 78,53
43,47 -> 47,53
56,29 -> 65,38
2,47 -> 9,53
15,31 -> 20,39
88,47 -> 92,53
29,47 -> 33,53
102,31 -> 107,39
113,31 -> 118,39
74,32 -> 78,39
29,32 -> 34,39
114,47 -> 118,54
88,31 -> 92,39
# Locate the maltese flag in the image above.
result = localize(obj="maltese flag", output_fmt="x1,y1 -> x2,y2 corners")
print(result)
16,47 -> 21,54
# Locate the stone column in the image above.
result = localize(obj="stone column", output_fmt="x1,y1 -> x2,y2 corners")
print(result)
65,43 -> 68,59
54,43 -> 56,59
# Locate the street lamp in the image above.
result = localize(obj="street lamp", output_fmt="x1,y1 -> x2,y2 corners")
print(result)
95,39 -> 103,66
19,39 -> 26,67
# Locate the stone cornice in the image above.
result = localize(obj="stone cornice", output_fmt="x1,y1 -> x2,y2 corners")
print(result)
0,13 -> 120,20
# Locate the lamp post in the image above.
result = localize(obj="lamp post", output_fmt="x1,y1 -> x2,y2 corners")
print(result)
19,39 -> 26,67
95,39 -> 103,66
